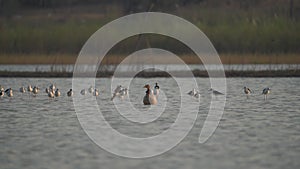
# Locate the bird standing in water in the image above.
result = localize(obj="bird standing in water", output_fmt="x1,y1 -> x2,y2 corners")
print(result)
262,87 -> 271,100
143,84 -> 157,105
111,85 -> 122,100
154,82 -> 160,96
188,88 -> 200,98
80,89 -> 86,95
19,86 -> 26,93
244,86 -> 253,99
55,89 -> 61,97
5,88 -> 13,97
67,89 -> 73,97
27,85 -> 33,92
93,89 -> 99,96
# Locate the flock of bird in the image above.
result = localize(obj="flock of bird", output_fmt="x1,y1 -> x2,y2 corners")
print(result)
187,86 -> 271,100
0,84 -> 97,98
0,83 -> 271,104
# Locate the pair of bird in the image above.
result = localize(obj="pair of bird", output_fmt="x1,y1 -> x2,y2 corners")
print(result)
143,83 -> 160,105
0,88 -> 13,97
80,86 -> 99,96
188,88 -> 201,98
244,86 -> 271,99
188,88 -> 224,98
25,85 -> 40,95
111,85 -> 128,100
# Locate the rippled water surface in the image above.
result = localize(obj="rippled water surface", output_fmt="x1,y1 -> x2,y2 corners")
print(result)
0,77 -> 299,169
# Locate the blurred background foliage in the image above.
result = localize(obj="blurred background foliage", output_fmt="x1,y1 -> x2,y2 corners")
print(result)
0,0 -> 299,56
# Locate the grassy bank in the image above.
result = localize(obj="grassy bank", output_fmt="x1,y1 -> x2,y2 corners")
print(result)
1,1 -> 299,65
1,2 -> 300,55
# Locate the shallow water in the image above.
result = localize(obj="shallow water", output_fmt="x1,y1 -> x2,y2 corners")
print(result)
0,77 -> 299,169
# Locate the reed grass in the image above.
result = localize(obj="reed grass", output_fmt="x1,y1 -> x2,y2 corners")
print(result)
0,53 -> 299,65
0,4 -> 299,61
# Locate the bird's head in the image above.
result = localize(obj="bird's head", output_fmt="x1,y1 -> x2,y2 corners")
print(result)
144,84 -> 150,89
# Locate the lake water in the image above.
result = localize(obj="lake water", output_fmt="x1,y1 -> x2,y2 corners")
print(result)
0,77 -> 299,169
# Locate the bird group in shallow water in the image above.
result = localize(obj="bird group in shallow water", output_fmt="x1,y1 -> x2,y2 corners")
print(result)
0,82 -> 272,102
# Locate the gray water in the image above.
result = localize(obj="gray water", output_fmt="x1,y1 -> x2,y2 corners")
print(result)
0,77 -> 299,169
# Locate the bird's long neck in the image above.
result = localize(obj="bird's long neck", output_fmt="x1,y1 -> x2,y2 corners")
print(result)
146,88 -> 150,94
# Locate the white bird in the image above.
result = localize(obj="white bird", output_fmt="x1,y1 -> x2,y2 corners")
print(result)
119,88 -> 128,99
93,89 -> 99,96
188,88 -> 200,98
55,89 -> 61,97
111,85 -> 122,100
27,85 -> 33,92
209,88 -> 224,95
48,91 -> 54,98
262,87 -> 271,100
5,88 -> 13,97
67,89 -> 73,97
19,86 -> 26,93
80,89 -> 86,95
32,86 -> 39,95
88,86 -> 94,94
153,82 -> 160,96
143,84 -> 157,105
188,88 -> 197,96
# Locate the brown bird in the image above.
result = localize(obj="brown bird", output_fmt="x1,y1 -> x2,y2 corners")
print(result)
143,84 -> 158,105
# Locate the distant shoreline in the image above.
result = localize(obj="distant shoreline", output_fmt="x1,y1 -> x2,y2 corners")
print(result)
0,70 -> 299,78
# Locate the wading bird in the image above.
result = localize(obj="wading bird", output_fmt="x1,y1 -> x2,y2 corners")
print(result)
19,86 -> 26,93
93,89 -> 99,96
244,86 -> 253,98
27,85 -> 33,92
88,86 -> 94,94
111,85 -> 123,100
143,84 -> 157,105
5,88 -> 13,97
154,82 -> 160,96
32,86 -> 39,95
0,90 -> 4,97
55,89 -> 61,97
48,91 -> 54,98
262,87 -> 271,100
80,89 -> 86,95
67,89 -> 73,97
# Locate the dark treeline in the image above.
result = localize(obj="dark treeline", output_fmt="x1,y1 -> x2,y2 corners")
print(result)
0,0 -> 299,55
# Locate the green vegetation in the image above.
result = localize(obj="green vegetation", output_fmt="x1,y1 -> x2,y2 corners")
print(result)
0,0 -> 299,64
